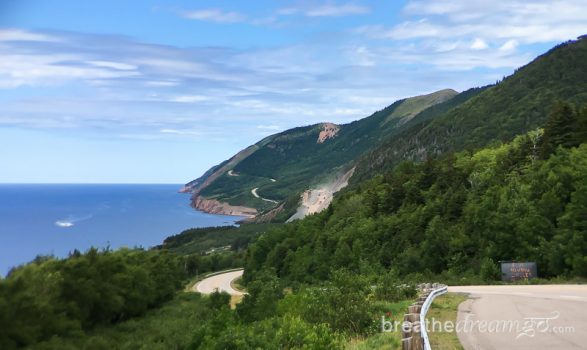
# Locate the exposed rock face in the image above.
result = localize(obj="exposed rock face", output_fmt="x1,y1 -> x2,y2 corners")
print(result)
317,123 -> 339,143
178,186 -> 192,193
191,195 -> 258,218
287,167 -> 355,222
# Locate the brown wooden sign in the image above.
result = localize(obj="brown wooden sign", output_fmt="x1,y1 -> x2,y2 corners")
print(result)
500,261 -> 537,282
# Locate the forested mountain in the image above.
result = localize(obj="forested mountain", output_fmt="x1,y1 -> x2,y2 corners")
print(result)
185,89 -> 461,220
352,37 -> 587,182
187,37 -> 587,223
245,103 -> 587,283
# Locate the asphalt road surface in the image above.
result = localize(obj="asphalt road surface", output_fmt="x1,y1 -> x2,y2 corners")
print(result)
447,285 -> 587,350
193,269 -> 244,296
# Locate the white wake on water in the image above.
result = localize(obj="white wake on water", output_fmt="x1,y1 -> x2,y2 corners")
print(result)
54,214 -> 93,228
55,220 -> 74,227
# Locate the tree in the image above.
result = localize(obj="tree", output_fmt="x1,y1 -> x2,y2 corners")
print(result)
208,291 -> 231,310
575,105 -> 587,145
479,258 -> 501,281
236,269 -> 282,322
540,101 -> 578,157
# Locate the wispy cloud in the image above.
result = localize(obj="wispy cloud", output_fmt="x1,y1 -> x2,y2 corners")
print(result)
183,9 -> 245,23
305,3 -> 370,17
87,60 -> 137,70
470,38 -> 489,50
171,95 -> 211,103
256,124 -> 281,131
0,28 -> 60,42
0,53 -> 140,88
362,0 -> 587,44
0,5 -> 581,146
159,128 -> 202,136
352,0 -> 586,71
277,2 -> 370,17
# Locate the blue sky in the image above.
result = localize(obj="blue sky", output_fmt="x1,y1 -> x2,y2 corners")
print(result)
1,0 -> 586,183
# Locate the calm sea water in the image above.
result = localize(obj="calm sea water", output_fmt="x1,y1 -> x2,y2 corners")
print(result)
0,184 -> 241,275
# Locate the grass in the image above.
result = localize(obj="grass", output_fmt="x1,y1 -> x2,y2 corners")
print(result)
346,299 -> 412,350
230,295 -> 244,309
425,292 -> 468,350
231,276 -> 244,292
346,332 -> 402,350
229,276 -> 246,309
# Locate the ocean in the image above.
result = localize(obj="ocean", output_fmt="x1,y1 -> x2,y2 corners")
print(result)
0,184 -> 241,276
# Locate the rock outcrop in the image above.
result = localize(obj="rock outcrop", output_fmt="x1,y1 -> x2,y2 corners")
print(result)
317,123 -> 340,143
192,196 -> 258,218
287,167 -> 355,222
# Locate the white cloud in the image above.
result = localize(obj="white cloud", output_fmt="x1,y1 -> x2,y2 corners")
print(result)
306,3 -> 370,17
159,128 -> 202,136
183,9 -> 245,23
88,60 -> 137,70
0,29 -> 60,42
171,95 -> 210,103
256,124 -> 281,130
499,39 -> 518,51
352,0 -> 586,70
145,80 -> 178,87
0,54 -> 140,88
276,3 -> 370,18
0,23 -> 570,142
119,133 -> 163,140
470,38 -> 489,50
390,0 -> 587,44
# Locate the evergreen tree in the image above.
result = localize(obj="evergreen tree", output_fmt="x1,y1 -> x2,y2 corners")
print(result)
575,105 -> 587,145
540,101 -> 578,157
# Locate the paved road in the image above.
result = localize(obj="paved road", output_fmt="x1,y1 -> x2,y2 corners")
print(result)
251,187 -> 278,204
448,285 -> 587,350
193,269 -> 245,296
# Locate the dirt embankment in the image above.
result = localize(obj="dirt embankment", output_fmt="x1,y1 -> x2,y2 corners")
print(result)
192,196 -> 258,218
287,167 -> 355,222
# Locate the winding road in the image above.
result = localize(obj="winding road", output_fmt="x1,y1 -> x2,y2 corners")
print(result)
193,273 -> 587,349
448,285 -> 587,350
251,187 -> 279,204
193,269 -> 245,296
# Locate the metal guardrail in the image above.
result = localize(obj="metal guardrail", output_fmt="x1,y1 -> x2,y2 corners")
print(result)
420,284 -> 448,350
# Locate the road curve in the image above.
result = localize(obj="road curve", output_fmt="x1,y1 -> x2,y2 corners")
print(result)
251,187 -> 278,204
448,285 -> 587,350
193,269 -> 245,296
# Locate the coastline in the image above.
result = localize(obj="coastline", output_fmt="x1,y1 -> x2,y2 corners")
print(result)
0,184 -> 243,276
191,194 -> 258,218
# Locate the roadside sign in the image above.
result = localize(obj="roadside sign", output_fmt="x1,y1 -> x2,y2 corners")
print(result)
500,261 -> 537,282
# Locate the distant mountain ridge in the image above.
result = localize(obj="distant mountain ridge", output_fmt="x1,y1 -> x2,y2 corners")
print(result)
185,89 -> 459,220
353,36 -> 587,182
186,36 -> 587,222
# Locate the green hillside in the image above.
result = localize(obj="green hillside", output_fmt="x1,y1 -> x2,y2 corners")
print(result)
192,37 -> 587,220
353,37 -> 587,182
245,103 -> 587,283
189,89 -> 460,216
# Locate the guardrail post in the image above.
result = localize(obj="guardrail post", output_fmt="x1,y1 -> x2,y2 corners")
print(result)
401,283 -> 447,350
420,284 -> 448,350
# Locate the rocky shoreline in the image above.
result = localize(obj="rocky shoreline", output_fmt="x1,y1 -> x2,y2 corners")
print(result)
191,195 -> 258,218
